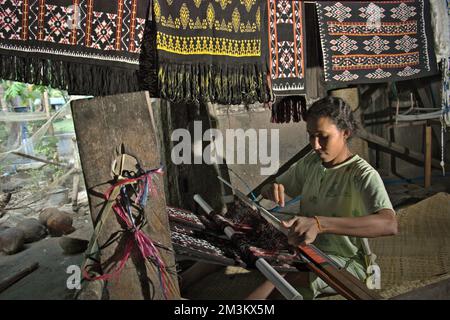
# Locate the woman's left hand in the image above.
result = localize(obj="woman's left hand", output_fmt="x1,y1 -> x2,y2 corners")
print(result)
281,216 -> 321,246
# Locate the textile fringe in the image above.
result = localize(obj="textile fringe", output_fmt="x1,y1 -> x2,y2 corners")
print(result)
158,62 -> 271,105
138,19 -> 158,97
270,95 -> 306,123
0,53 -> 140,96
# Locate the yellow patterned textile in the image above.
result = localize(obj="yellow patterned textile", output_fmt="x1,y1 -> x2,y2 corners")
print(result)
155,0 -> 270,105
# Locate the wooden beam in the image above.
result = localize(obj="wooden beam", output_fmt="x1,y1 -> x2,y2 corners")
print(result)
249,144 -> 312,197
71,137 -> 81,211
0,262 -> 39,294
43,90 -> 54,136
12,151 -> 70,168
425,125 -> 432,188
357,129 -> 446,170
71,92 -> 180,300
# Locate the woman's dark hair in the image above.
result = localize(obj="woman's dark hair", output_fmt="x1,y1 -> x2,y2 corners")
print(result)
305,96 -> 358,135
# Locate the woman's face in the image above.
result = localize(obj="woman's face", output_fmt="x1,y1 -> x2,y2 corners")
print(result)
306,116 -> 350,166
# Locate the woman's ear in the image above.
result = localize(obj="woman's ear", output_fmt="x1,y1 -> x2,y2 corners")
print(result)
343,129 -> 351,140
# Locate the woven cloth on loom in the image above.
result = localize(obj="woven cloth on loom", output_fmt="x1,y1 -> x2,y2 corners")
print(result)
154,0 -> 270,105
166,205 -> 300,272
315,0 -> 438,85
0,0 -> 148,96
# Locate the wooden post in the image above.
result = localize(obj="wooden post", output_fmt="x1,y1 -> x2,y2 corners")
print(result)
43,90 -> 54,136
71,92 -> 180,300
71,136 -> 80,211
331,88 -> 369,161
425,124 -> 432,188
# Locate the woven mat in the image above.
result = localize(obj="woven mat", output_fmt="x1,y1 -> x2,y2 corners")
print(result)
370,192 -> 450,297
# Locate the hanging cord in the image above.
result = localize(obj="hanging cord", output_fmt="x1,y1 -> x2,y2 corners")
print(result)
441,58 -> 450,176
82,166 -> 178,299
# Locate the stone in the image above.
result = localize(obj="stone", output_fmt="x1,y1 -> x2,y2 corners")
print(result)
0,192 -> 12,212
0,227 -> 25,254
16,218 -> 47,243
39,207 -> 61,226
47,212 -> 75,237
59,236 -> 89,254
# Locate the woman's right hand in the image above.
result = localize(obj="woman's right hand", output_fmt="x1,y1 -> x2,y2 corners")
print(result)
261,183 -> 285,207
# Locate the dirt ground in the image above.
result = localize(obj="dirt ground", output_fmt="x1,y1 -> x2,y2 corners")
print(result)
0,169 -> 92,300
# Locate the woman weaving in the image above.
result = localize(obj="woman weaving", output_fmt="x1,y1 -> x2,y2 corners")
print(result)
247,96 -> 398,299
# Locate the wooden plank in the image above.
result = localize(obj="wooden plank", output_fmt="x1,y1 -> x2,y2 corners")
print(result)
71,92 -> 180,300
0,262 -> 39,294
71,137 -> 81,211
424,125 -> 432,188
357,129 -> 445,169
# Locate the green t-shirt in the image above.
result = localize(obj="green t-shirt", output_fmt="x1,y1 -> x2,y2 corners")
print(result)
276,150 -> 394,261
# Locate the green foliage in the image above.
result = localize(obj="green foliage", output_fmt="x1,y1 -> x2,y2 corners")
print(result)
35,136 -> 59,160
3,81 -> 28,102
53,118 -> 75,133
1,80 -> 67,107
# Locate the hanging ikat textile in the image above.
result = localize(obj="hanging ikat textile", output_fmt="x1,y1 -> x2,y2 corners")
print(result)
267,0 -> 305,96
266,0 -> 306,124
0,0 -> 149,96
154,0 -> 270,105
315,0 -> 438,85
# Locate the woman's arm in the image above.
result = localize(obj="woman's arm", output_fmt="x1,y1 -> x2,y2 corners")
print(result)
282,209 -> 398,246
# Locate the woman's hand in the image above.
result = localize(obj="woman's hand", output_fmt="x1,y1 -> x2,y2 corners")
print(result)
281,216 -> 321,246
261,183 -> 285,207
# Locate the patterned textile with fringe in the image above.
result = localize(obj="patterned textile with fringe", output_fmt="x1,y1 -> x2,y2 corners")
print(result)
266,0 -> 306,97
316,0 -> 438,85
0,0 -> 149,96
265,0 -> 306,123
154,0 -> 270,105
